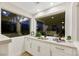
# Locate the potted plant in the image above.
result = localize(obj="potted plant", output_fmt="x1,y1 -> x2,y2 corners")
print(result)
36,32 -> 42,38
66,36 -> 72,42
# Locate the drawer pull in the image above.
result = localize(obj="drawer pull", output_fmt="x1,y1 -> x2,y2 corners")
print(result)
24,37 -> 29,40
55,47 -> 64,50
37,46 -> 40,52
30,43 -> 32,48
50,50 -> 52,56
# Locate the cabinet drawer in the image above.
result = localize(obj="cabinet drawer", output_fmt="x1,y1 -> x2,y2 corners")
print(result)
39,42 -> 50,56
72,48 -> 77,55
50,44 -> 76,55
56,45 -> 73,54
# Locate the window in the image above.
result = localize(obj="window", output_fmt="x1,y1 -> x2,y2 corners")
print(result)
36,12 -> 65,37
1,9 -> 30,37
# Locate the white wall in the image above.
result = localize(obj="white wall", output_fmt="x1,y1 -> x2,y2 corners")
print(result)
0,2 -> 32,18
30,17 -> 37,36
34,2 -> 78,41
71,3 -> 78,41
77,4 -> 79,41
0,5 -> 1,33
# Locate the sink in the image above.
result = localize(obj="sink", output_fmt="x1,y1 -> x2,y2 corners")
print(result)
46,36 -> 58,40
45,36 -> 65,42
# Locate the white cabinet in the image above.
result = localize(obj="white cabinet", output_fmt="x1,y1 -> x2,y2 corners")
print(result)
31,39 -> 40,56
30,39 -> 50,56
50,44 -> 77,56
37,41 -> 50,56
8,36 -> 25,56
24,37 -> 78,56
0,44 -> 8,56
24,37 -> 32,54
25,38 -> 50,56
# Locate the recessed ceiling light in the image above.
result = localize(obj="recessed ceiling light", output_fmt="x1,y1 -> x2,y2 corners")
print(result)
62,26 -> 64,29
36,9 -> 40,12
51,17 -> 54,19
62,22 -> 64,24
3,11 -> 7,14
50,3 -> 54,5
20,17 -> 29,22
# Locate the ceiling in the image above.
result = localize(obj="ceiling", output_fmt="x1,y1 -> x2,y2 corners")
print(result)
37,12 -> 65,25
10,2 -> 63,15
1,9 -> 17,21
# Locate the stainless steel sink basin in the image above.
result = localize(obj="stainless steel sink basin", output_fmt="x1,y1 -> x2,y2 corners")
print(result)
45,36 -> 65,42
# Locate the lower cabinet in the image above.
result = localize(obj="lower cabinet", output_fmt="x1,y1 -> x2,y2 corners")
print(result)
50,44 -> 77,56
24,37 -> 32,54
24,37 -> 78,56
25,38 -> 50,56
31,39 -> 50,56
31,39 -> 40,56
0,44 -> 8,56
37,41 -> 50,56
8,36 -> 25,56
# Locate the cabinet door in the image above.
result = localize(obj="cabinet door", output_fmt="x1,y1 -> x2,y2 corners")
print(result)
30,39 -> 50,56
38,41 -> 50,56
30,39 -> 39,56
0,44 -> 8,56
9,36 -> 25,56
24,37 -> 32,54
50,44 -> 65,56
50,44 -> 77,56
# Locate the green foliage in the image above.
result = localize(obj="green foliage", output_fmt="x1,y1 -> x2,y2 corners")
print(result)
36,32 -> 42,37
67,36 -> 71,40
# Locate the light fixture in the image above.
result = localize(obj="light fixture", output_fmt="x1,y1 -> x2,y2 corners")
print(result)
17,16 -> 20,20
3,11 -> 7,14
36,9 -> 40,12
62,22 -> 64,24
50,2 -> 54,6
19,17 -> 29,22
62,26 -> 64,29
51,17 -> 54,19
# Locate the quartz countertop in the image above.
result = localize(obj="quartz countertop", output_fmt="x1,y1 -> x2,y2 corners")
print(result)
0,34 -> 11,45
27,36 -> 79,49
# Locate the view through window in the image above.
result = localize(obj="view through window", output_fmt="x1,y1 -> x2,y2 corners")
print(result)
36,12 -> 65,37
1,9 -> 30,37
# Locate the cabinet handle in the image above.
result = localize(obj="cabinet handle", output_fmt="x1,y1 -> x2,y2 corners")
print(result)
50,50 -> 52,56
24,37 -> 26,39
55,47 -> 64,50
24,37 -> 29,40
30,43 -> 32,48
37,46 -> 40,52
